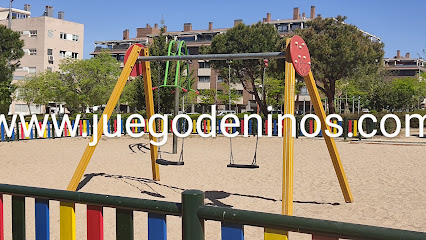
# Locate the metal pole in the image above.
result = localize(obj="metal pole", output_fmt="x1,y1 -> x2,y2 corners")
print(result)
352,96 -> 355,114
9,0 -> 13,29
173,87 -> 179,154
228,63 -> 231,111
138,52 -> 286,62
182,190 -> 204,240
358,96 -> 360,114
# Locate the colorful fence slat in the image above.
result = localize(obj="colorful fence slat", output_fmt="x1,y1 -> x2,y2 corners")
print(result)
312,235 -> 339,240
0,123 -> 4,141
192,120 -> 197,134
273,120 -> 278,136
87,205 -> 103,240
353,120 -> 358,137
0,195 -> 3,240
116,209 -> 133,240
264,228 -> 287,240
148,213 -> 167,240
60,202 -> 76,240
221,222 -> 244,240
35,199 -> 50,240
12,196 -> 25,240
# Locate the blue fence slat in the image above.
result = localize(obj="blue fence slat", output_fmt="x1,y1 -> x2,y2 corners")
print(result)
30,124 -> 34,139
71,121 -> 75,136
11,127 -> 15,140
35,199 -> 50,240
107,120 -> 111,134
221,222 -> 244,240
248,120 -> 252,135
1,123 -> 4,141
121,119 -> 124,134
86,120 -> 90,136
47,122 -> 51,138
273,120 -> 277,136
218,120 -> 221,134
148,213 -> 166,240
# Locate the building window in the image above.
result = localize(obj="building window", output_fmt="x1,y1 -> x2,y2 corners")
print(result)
60,51 -> 66,58
277,25 -> 288,33
28,67 -> 36,74
47,67 -> 52,71
71,52 -> 79,59
29,30 -> 37,37
291,23 -> 301,31
47,49 -> 53,55
217,76 -> 224,82
199,76 -> 210,82
60,32 -> 79,41
29,49 -> 37,55
199,62 -> 210,68
48,30 -> 54,38
237,90 -> 243,96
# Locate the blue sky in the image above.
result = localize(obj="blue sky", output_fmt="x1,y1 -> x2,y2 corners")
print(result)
6,0 -> 426,59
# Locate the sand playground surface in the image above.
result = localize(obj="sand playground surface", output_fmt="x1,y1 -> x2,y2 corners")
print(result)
0,132 -> 425,239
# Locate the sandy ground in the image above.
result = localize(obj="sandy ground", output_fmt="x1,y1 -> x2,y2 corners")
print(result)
0,132 -> 425,239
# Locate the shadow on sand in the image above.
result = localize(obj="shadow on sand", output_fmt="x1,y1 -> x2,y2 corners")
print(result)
77,173 -> 341,207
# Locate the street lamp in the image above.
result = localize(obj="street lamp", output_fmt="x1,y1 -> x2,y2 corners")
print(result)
9,0 -> 13,29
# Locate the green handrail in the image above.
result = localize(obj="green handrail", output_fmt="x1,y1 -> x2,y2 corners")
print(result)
0,183 -> 181,216
1,183 -> 425,240
197,205 -> 426,240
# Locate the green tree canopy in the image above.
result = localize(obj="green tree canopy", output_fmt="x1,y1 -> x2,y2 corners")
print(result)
206,22 -> 284,116
14,71 -> 62,114
0,25 -> 24,114
59,51 -> 121,113
296,16 -> 385,113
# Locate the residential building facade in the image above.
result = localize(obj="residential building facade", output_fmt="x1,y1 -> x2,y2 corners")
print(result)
0,4 -> 84,115
92,6 -> 381,114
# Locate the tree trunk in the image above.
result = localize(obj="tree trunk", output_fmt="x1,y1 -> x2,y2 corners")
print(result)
27,103 -> 32,115
251,80 -> 269,116
326,92 -> 335,114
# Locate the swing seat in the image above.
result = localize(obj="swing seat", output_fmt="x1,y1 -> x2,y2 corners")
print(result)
156,158 -> 184,166
227,163 -> 259,169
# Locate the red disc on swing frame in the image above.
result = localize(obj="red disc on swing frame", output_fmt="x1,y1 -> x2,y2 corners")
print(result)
124,43 -> 145,77
289,35 -> 311,77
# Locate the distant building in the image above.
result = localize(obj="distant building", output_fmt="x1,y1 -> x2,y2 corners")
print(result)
92,6 -> 381,114
383,50 -> 425,109
0,4 -> 84,115
383,50 -> 425,78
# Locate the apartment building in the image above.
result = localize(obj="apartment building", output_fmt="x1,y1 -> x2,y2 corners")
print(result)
383,50 -> 425,108
92,6 -> 381,114
383,50 -> 425,78
0,4 -> 84,115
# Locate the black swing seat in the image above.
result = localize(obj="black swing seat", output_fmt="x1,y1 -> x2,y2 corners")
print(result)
156,158 -> 184,166
227,163 -> 259,169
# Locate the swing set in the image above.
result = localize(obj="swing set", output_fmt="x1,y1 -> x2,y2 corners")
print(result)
64,35 -> 353,240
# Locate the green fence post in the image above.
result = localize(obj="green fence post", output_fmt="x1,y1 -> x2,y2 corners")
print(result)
12,196 -> 25,240
16,121 -> 19,141
182,190 -> 204,240
116,208 -> 134,240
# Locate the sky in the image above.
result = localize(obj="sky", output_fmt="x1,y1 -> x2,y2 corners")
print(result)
5,0 -> 426,59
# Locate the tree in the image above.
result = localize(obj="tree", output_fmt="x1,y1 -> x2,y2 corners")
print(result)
123,27 -> 195,114
296,16 -> 384,113
0,25 -> 24,114
59,51 -> 121,114
207,22 -> 284,116
14,71 -> 62,115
